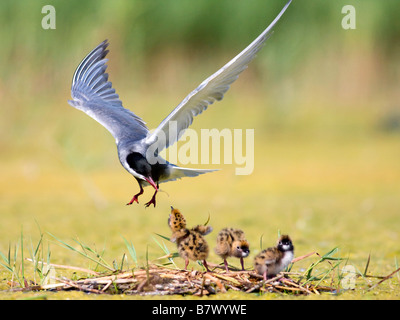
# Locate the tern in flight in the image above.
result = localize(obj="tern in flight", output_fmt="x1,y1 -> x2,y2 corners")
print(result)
68,0 -> 292,207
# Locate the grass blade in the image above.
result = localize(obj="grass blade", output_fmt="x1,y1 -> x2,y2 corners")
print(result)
121,236 -> 137,265
368,267 -> 400,291
48,232 -> 115,272
0,247 -> 12,272
203,212 -> 211,226
20,228 -> 26,287
363,253 -> 371,277
152,235 -> 178,269
154,233 -> 172,242
259,234 -> 263,251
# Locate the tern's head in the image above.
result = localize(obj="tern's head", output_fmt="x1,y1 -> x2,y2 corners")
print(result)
124,152 -> 158,189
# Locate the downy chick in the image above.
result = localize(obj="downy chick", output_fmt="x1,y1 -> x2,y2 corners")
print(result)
215,228 -> 250,272
254,235 -> 294,280
168,207 -> 213,271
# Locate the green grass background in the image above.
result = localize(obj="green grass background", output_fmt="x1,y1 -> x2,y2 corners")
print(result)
0,0 -> 399,299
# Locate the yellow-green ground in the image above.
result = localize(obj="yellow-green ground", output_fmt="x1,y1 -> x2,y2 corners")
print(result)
1,102 -> 399,299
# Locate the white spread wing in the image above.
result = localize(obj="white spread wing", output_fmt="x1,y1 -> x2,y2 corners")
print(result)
146,0 -> 291,150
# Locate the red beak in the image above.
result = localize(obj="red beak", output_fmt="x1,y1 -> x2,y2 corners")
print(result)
145,177 -> 158,190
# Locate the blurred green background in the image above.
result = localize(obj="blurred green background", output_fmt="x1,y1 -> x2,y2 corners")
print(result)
1,0 -> 399,298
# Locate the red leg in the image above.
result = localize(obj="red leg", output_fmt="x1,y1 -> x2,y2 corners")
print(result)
224,259 -> 229,272
203,260 -> 211,272
144,189 -> 157,208
144,182 -> 159,208
240,257 -> 245,271
126,185 -> 144,205
184,258 -> 189,270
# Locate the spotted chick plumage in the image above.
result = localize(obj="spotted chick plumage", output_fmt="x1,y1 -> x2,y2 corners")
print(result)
215,228 -> 250,272
168,207 -> 213,271
254,235 -> 294,280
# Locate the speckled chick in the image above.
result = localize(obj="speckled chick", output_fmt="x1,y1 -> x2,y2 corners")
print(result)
168,207 -> 213,271
254,235 -> 294,280
215,228 -> 250,272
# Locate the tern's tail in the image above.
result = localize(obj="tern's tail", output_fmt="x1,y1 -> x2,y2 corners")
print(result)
162,166 -> 218,184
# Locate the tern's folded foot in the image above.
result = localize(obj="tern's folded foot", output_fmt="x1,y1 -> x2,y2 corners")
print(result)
126,187 -> 144,205
144,185 -> 158,208
144,193 -> 157,208
127,195 -> 139,205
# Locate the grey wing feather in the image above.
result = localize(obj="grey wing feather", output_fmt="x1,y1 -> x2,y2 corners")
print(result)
68,40 -> 148,144
146,0 -> 291,150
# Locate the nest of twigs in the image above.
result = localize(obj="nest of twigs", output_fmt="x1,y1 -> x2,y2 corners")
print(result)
48,268 -> 330,296
36,265 -> 333,296
6,241 -> 400,296
24,252 -> 336,296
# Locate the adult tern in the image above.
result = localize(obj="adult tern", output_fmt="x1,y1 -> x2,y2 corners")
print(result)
68,0 -> 292,207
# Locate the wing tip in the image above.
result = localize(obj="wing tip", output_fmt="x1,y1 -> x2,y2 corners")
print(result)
70,39 -> 125,106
